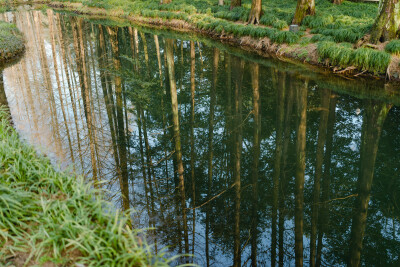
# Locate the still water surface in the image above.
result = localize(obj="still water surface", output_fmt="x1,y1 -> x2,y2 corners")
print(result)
1,9 -> 400,266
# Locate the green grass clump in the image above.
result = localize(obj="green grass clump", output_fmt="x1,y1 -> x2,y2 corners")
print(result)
318,41 -> 353,67
0,21 -> 24,61
214,6 -> 249,21
272,19 -> 288,30
352,47 -> 391,74
311,34 -> 335,43
312,28 -> 365,43
271,30 -> 301,44
318,41 -> 391,74
0,108 -> 175,266
385,40 -> 400,56
303,14 -> 334,28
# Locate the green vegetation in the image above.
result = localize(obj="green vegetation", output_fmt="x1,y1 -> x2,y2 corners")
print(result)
385,40 -> 400,56
0,0 -> 396,75
44,0 -> 395,75
76,0 -> 377,45
0,21 -> 24,62
318,41 -> 391,74
0,108 -> 174,266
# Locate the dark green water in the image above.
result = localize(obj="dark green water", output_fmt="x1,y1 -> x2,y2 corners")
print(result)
1,9 -> 400,266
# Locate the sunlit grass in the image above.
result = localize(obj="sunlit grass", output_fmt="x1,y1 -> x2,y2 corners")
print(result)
0,107 -> 179,266
77,0 -> 377,44
318,41 -> 391,74
0,0 -> 386,73
64,0 -> 391,74
385,40 -> 400,56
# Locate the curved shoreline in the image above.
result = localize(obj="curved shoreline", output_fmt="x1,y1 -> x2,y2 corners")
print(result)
44,1 -> 400,82
1,1 -> 399,82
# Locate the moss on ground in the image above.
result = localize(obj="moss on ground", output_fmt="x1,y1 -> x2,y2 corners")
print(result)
0,108 -> 174,266
0,20 -> 24,62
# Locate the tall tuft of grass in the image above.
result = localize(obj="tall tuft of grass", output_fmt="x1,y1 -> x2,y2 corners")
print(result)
0,107 -> 181,266
385,40 -> 400,56
352,47 -> 391,74
317,41 -> 391,74
271,30 -> 301,44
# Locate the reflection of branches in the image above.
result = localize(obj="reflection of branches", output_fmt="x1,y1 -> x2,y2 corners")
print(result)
319,194 -> 358,204
188,182 -> 236,210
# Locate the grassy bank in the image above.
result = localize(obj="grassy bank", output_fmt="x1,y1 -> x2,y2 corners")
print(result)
0,108 -> 173,266
1,0 -> 399,78
0,20 -> 24,62
47,0 -> 400,78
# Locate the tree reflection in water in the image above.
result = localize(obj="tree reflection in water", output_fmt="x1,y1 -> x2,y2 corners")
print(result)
1,10 -> 400,266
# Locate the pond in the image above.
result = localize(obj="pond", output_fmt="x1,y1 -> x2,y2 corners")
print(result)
1,9 -> 400,266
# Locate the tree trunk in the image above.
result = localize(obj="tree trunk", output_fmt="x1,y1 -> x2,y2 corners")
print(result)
250,63 -> 261,267
348,101 -> 391,267
233,57 -> 245,267
310,88 -> 330,267
137,106 -> 151,225
189,40 -> 196,258
47,10 -> 75,168
58,14 -> 84,170
279,79 -> 295,267
165,38 -> 189,255
369,0 -> 400,43
219,0 -> 224,5
292,0 -> 315,25
316,93 -> 337,267
248,0 -> 263,24
34,12 -> 62,156
139,32 -> 150,74
272,70 -> 286,267
107,26 -> 130,211
295,78 -> 308,267
206,48 -> 219,267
